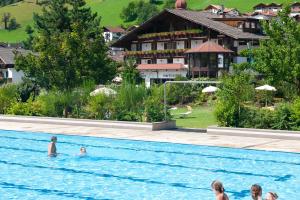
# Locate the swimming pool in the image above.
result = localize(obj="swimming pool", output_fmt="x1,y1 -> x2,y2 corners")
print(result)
0,130 -> 299,200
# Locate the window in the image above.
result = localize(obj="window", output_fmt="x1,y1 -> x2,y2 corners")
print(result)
131,44 -> 137,51
245,22 -> 250,28
251,22 -> 256,29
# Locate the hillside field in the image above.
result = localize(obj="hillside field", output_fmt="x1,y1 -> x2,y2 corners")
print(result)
0,0 -> 295,43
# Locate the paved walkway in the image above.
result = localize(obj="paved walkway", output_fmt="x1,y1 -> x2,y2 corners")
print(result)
1,121 -> 300,153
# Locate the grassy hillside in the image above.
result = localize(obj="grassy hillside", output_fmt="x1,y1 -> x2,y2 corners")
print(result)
0,0 -> 294,43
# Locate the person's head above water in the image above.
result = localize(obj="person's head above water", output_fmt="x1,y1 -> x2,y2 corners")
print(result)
251,184 -> 262,200
51,136 -> 57,143
80,147 -> 86,154
211,180 -> 225,194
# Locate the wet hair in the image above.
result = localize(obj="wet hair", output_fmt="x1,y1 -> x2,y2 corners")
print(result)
80,147 -> 86,151
251,184 -> 262,200
211,180 -> 225,193
268,192 -> 278,199
51,136 -> 57,142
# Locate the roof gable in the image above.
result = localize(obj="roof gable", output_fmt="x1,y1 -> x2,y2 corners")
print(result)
112,9 -> 265,47
186,41 -> 234,53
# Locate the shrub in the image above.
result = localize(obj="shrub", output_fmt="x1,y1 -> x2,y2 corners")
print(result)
7,99 -> 43,116
111,83 -> 146,121
85,94 -> 112,120
144,86 -> 169,122
215,73 -> 255,127
291,98 -> 300,130
272,103 -> 293,130
0,84 -> 18,114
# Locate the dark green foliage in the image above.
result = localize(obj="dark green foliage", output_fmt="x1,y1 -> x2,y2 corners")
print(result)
17,78 -> 39,102
15,0 -> 116,93
0,84 -> 18,114
163,0 -> 175,8
120,0 -> 159,24
120,1 -> 138,22
23,25 -> 35,50
121,58 -> 141,84
7,17 -> 20,30
166,76 -> 200,105
1,12 -> 10,29
0,0 -> 21,7
215,72 -> 255,127
251,6 -> 300,95
144,85 -> 169,122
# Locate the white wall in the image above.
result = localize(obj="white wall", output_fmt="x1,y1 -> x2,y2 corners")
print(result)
140,69 -> 188,88
157,59 -> 167,64
8,68 -> 24,83
142,43 -> 152,51
157,42 -> 164,50
176,41 -> 185,49
141,59 -> 151,64
191,40 -> 203,48
173,58 -> 185,64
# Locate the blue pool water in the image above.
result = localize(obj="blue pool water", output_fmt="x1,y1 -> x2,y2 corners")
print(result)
0,130 -> 299,200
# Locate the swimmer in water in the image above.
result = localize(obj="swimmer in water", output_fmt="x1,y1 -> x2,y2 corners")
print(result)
48,136 -> 57,157
79,147 -> 87,156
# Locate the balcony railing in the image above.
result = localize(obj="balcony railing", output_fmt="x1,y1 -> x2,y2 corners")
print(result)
125,49 -> 187,57
137,29 -> 202,40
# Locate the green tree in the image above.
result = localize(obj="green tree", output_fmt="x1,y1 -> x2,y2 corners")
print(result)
215,72 -> 254,127
7,17 -> 20,30
137,1 -> 159,24
164,0 -> 175,8
120,0 -> 159,24
121,58 -> 141,84
120,1 -> 138,22
15,0 -> 116,117
15,0 -> 116,92
252,5 -> 300,94
1,12 -> 10,29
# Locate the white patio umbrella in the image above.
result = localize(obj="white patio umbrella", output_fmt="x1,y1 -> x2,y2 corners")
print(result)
112,76 -> 122,83
90,87 -> 117,96
255,84 -> 277,91
255,84 -> 276,106
202,86 -> 219,93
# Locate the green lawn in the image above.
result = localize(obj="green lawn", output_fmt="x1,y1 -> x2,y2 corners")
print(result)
170,105 -> 217,128
0,0 -> 294,42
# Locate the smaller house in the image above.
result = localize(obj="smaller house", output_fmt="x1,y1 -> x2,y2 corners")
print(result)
291,2 -> 300,17
204,4 -> 240,16
253,3 -> 282,14
0,47 -> 26,83
103,26 -> 125,43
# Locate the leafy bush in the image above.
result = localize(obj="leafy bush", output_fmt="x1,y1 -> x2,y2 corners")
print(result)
7,99 -> 43,116
85,94 -> 112,120
144,85 -> 169,122
0,84 -> 18,114
291,98 -> 300,130
215,73 -> 254,127
111,83 -> 146,121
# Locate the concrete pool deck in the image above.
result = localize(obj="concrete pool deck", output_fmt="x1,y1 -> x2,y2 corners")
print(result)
1,121 -> 300,153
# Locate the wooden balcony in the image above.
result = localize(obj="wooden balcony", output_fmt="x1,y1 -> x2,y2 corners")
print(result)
125,49 -> 187,58
137,29 -> 202,41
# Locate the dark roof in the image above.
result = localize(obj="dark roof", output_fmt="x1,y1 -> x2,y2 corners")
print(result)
0,47 -> 32,65
112,9 -> 265,47
103,26 -> 125,33
166,9 -> 265,40
186,41 -> 234,53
